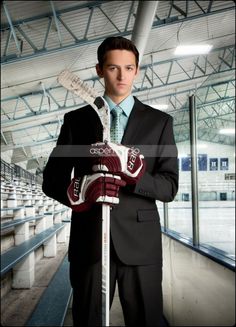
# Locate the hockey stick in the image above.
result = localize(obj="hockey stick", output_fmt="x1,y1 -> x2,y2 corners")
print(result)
58,69 -> 110,326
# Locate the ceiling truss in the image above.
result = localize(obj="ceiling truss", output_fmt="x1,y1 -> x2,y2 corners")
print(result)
1,0 -> 235,65
1,0 -> 235,171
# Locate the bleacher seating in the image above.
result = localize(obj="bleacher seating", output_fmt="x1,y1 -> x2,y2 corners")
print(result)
1,223 -> 66,278
1,168 -> 72,326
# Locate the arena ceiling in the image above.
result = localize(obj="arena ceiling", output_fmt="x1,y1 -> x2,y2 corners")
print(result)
1,0 -> 235,174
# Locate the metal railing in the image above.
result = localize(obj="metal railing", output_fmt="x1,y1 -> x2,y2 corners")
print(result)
1,159 -> 43,185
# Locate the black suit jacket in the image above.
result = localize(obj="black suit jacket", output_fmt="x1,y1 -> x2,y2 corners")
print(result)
42,97 -> 178,265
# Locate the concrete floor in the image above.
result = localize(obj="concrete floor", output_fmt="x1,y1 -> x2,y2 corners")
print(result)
1,242 -> 125,326
63,285 -> 125,326
110,288 -> 125,326
1,244 -> 68,326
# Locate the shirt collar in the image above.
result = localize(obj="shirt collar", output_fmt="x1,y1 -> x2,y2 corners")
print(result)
103,94 -> 134,117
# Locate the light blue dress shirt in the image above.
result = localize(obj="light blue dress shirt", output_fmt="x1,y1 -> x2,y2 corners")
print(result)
103,94 -> 134,139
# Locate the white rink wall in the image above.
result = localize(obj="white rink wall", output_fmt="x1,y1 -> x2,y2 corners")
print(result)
162,235 -> 235,326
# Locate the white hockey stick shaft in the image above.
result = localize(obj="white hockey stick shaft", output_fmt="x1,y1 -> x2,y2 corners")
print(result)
102,204 -> 110,326
58,70 -> 110,326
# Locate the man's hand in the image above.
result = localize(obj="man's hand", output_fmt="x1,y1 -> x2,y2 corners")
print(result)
90,142 -> 146,184
67,173 -> 126,212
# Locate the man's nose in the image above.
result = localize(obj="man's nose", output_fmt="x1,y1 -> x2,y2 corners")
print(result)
117,69 -> 125,80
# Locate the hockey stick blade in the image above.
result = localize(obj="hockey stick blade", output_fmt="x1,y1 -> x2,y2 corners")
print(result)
58,69 -> 110,141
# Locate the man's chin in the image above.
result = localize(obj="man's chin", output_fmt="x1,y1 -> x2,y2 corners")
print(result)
114,89 -> 130,98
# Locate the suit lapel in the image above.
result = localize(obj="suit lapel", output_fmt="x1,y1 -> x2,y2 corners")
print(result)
121,97 -> 147,146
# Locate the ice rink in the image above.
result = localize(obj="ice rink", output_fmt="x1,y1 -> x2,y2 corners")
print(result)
158,201 -> 235,256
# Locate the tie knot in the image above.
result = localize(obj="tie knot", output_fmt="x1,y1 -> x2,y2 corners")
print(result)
112,106 -> 123,118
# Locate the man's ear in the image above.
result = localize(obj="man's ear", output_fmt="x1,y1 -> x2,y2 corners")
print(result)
96,64 -> 103,78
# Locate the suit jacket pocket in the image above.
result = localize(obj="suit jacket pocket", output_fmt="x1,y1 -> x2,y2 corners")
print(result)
137,209 -> 159,222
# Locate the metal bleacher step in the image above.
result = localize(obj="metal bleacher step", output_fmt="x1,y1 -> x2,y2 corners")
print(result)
1,223 -> 65,277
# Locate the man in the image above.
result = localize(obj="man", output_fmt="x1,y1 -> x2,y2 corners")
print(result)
42,36 -> 178,326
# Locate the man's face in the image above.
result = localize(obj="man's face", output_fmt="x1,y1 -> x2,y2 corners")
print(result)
96,49 -> 139,103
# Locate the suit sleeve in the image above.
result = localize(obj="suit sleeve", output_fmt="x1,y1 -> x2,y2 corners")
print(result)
133,116 -> 178,202
42,113 -> 74,207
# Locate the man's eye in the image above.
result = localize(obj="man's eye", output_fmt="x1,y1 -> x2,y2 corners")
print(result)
127,67 -> 134,71
109,67 -> 116,71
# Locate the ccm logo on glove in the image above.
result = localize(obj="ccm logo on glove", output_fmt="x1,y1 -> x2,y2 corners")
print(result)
90,142 -> 146,184
127,147 -> 140,170
73,178 -> 81,197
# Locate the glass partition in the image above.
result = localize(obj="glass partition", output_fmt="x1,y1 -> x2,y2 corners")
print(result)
196,84 -> 235,257
161,108 -> 193,239
160,80 -> 235,262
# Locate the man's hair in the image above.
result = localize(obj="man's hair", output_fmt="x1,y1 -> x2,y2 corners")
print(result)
97,36 -> 139,68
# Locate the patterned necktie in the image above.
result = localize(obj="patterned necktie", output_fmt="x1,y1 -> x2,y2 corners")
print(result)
110,106 -> 123,143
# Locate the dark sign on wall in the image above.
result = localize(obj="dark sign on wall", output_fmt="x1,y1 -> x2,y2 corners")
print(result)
209,158 -> 218,171
181,155 -> 229,171
181,156 -> 191,171
220,158 -> 229,170
198,154 -> 207,171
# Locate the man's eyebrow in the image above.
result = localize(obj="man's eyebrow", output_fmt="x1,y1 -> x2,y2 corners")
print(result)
106,64 -> 136,67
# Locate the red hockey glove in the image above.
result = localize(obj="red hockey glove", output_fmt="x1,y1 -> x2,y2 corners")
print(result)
90,142 -> 146,184
67,173 -> 126,212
